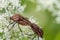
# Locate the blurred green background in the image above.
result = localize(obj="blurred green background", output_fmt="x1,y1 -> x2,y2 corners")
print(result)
0,0 -> 60,40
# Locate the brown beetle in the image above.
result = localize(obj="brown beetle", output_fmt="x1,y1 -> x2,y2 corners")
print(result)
9,14 -> 43,39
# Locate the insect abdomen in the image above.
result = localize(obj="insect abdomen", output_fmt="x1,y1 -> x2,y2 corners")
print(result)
30,23 -> 43,38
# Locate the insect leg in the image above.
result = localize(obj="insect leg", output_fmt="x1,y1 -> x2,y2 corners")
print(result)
8,22 -> 16,31
18,24 -> 24,36
7,22 -> 14,28
38,36 -> 39,40
31,34 -> 36,40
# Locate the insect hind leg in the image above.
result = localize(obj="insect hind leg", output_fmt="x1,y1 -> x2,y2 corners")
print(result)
31,34 -> 40,40
38,36 -> 39,40
31,34 -> 36,40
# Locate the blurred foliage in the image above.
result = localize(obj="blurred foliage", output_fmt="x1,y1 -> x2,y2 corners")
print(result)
21,0 -> 36,13
21,0 -> 60,40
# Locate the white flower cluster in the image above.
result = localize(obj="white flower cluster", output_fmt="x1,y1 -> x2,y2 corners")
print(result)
0,0 -> 9,10
29,16 -> 38,24
9,0 -> 20,7
0,13 -> 11,26
8,0 -> 26,13
37,0 -> 60,24
0,0 -> 26,39
0,0 -> 26,25
0,0 -> 26,12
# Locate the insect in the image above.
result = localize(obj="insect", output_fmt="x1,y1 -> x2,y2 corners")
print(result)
8,14 -> 43,40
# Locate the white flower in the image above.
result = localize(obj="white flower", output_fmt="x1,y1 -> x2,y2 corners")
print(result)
37,0 -> 60,24
0,38 -> 3,40
56,16 -> 60,24
0,0 -> 9,9
52,10 -> 60,24
37,0 -> 58,10
0,13 -> 10,26
52,10 -> 57,16
39,37 -> 43,40
8,0 -> 25,13
9,0 -> 20,7
0,15 -> 3,20
29,16 -> 39,24
57,10 -> 60,16
37,0 -> 57,6
4,28 -> 10,40
0,28 -> 3,32
55,1 -> 60,9
18,5 -> 26,13
4,28 -> 8,32
29,16 -> 37,23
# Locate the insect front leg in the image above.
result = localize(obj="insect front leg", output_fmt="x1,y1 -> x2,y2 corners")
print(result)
7,21 -> 14,28
18,24 -> 24,36
8,22 -> 16,31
